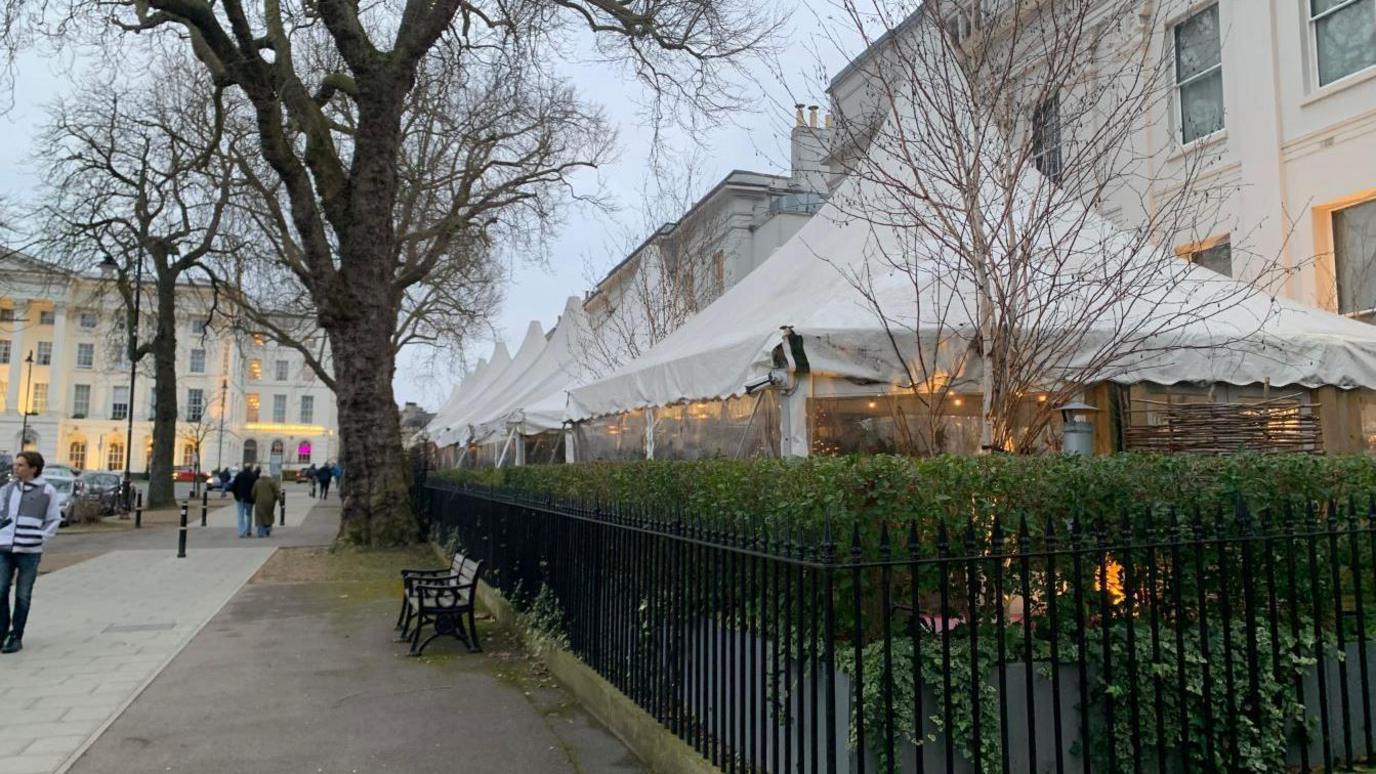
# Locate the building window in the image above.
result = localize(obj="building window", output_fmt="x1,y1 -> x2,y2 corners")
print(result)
1032,95 -> 1063,184
252,333 -> 267,347
1335,198 -> 1376,318
0,308 -> 14,322
242,439 -> 258,465
275,359 -> 289,381
190,348 -> 206,374
76,342 -> 94,369
36,341 -> 52,365
73,384 -> 91,417
39,310 -> 55,325
270,439 -> 284,458
246,393 -> 260,423
112,385 -> 130,420
182,444 -> 197,466
1190,238 -> 1233,277
69,441 -> 87,470
300,395 -> 315,424
0,339 -> 9,364
1311,0 -> 1376,87
297,441 -> 312,464
187,388 -> 205,422
247,359 -> 262,380
107,442 -> 125,471
273,394 -> 287,423
30,383 -> 48,414
191,318 -> 208,334
79,311 -> 97,329
1174,5 -> 1224,144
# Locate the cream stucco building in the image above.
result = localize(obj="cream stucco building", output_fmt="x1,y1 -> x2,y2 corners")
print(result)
1,254 -> 340,473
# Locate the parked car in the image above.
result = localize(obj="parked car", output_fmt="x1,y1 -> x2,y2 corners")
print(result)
45,471 -> 78,526
46,463 -> 81,479
172,466 -> 211,482
75,471 -> 125,515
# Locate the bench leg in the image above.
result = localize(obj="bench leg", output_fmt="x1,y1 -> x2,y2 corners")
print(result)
394,594 -> 409,630
408,613 -> 426,656
396,604 -> 415,642
466,606 -> 481,653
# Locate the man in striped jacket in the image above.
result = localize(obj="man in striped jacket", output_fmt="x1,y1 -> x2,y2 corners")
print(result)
0,451 -> 62,654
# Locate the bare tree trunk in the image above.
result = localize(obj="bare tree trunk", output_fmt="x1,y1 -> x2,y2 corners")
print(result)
146,276 -> 179,508
327,309 -> 413,545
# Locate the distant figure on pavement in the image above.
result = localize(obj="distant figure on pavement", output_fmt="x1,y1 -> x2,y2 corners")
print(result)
331,462 -> 343,491
315,462 -> 333,500
0,451 -> 62,654
252,473 -> 281,538
303,464 -> 318,498
218,467 -> 232,499
230,466 -> 257,538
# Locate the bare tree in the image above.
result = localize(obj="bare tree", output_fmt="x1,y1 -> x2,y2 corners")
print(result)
1,0 -> 779,545
579,155 -> 736,377
31,58 -> 232,506
823,0 -> 1289,453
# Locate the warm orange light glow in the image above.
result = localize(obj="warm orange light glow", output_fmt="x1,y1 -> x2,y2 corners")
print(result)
866,401 -> 877,409
953,398 -> 963,407
1095,560 -> 1126,604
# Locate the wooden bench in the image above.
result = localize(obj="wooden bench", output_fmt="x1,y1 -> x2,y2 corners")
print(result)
395,551 -> 485,656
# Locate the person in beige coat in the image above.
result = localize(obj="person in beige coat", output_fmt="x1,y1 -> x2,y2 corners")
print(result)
251,468 -> 281,538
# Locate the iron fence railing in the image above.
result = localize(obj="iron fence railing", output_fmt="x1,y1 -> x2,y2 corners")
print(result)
421,482 -> 1376,773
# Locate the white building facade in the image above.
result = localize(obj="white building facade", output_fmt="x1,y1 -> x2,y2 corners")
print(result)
1,256 -> 340,473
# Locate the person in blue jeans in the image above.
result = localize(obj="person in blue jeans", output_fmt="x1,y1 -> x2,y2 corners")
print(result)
0,451 -> 63,654
229,466 -> 259,538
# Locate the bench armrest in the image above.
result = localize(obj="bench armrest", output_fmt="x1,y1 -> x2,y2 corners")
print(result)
404,572 -> 460,593
401,567 -> 452,577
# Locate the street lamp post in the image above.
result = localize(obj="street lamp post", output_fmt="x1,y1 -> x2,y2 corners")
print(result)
19,350 -> 34,450
215,377 -> 228,471
100,255 -> 144,511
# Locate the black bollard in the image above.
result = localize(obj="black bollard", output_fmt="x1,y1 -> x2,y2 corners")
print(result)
134,490 -> 143,529
201,490 -> 208,527
177,502 -> 188,558
279,491 -> 286,527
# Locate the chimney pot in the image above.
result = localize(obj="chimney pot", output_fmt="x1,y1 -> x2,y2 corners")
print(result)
808,105 -> 819,128
794,103 -> 805,127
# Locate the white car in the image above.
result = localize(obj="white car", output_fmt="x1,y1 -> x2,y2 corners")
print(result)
45,471 -> 78,526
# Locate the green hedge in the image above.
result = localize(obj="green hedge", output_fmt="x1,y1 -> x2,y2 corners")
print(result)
432,453 -> 1376,535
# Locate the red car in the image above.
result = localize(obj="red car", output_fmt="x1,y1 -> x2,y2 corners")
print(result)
172,466 -> 212,482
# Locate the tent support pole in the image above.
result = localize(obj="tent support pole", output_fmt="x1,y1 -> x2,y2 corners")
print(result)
564,425 -> 576,464
781,372 -> 812,457
496,428 -> 517,468
645,408 -> 656,460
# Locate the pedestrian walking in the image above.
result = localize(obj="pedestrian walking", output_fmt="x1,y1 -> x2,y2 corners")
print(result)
331,462 -> 343,490
304,464 -> 317,498
218,467 -> 232,499
0,451 -> 62,654
252,472 -> 281,538
230,466 -> 257,538
315,462 -> 333,500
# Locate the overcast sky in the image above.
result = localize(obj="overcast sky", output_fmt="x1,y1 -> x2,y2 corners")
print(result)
0,4 -> 865,411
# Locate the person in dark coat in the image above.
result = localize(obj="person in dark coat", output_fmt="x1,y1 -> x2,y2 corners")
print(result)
303,464 -> 318,498
229,466 -> 256,538
315,462 -> 333,500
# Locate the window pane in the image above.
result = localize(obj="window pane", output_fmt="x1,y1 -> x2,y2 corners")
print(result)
1316,2 -> 1376,86
1180,71 -> 1224,143
39,310 -> 55,325
1313,0 -> 1351,14
273,394 -> 287,423
248,359 -> 262,380
31,383 -> 48,414
300,395 -> 314,424
1,339 -> 11,364
36,341 -> 53,365
79,312 -> 97,329
190,349 -> 206,373
1175,5 -> 1221,82
77,343 -> 94,369
275,360 -> 289,381
112,386 -> 130,420
1336,198 -> 1376,316
246,393 -> 260,423
1032,95 -> 1062,183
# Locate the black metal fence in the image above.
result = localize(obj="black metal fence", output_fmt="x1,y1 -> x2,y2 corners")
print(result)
421,482 -> 1376,773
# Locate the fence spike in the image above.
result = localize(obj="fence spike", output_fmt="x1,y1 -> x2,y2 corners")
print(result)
879,521 -> 891,560
906,519 -> 919,558
850,521 -> 863,561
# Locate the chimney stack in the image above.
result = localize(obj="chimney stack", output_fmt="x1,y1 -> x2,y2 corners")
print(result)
795,103 -> 805,128
808,105 -> 819,128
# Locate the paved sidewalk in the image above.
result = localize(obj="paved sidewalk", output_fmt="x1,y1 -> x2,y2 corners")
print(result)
0,492 -> 324,774
0,548 -> 275,773
65,506 -> 645,774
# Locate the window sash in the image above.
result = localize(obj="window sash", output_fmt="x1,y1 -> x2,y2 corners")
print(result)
190,349 -> 206,374
36,342 -> 53,365
1312,0 -> 1362,21
77,343 -> 94,369
1310,0 -> 1376,86
73,384 -> 91,416
273,395 -> 287,423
